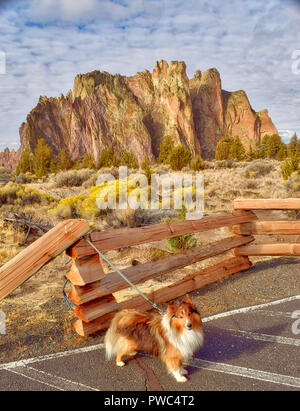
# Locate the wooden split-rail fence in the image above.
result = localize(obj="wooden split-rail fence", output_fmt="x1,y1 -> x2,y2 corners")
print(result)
1,198 -> 300,337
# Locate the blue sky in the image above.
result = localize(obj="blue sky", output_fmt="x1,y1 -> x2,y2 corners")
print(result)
0,0 -> 299,151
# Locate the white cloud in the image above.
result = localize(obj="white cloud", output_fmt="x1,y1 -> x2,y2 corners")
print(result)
25,0 -> 166,24
26,0 -> 125,23
278,129 -> 297,143
0,0 -> 299,150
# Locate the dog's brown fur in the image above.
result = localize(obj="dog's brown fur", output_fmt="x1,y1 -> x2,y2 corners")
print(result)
104,296 -> 204,382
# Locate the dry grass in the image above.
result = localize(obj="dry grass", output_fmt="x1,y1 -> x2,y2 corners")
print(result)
2,159 -> 288,223
54,169 -> 95,188
202,159 -> 286,211
0,220 -> 26,266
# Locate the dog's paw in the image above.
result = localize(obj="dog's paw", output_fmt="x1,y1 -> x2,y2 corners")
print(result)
116,361 -> 125,367
129,351 -> 137,356
175,375 -> 187,383
172,369 -> 188,382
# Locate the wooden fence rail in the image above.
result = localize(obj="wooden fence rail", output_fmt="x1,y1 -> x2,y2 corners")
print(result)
73,256 -> 252,323
69,236 -> 253,307
67,210 -> 256,258
66,211 -> 256,336
73,255 -> 252,336
232,221 -> 300,235
0,219 -> 90,301
232,198 -> 300,257
234,244 -> 300,256
233,198 -> 300,210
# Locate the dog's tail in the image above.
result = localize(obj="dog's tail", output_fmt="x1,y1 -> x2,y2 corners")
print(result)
104,312 -> 124,360
104,320 -> 118,360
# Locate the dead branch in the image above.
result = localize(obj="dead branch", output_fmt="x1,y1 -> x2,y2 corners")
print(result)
3,212 -> 54,242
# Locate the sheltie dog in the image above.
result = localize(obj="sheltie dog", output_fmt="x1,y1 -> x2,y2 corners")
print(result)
104,295 -> 203,382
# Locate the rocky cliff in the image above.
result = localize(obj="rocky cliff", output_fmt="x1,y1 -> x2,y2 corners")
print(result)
0,148 -> 20,170
15,60 -> 278,165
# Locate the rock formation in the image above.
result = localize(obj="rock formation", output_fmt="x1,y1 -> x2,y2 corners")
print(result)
0,148 -> 20,170
2,60 -> 278,168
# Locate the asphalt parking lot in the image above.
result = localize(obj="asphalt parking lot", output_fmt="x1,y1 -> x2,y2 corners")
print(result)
0,295 -> 299,392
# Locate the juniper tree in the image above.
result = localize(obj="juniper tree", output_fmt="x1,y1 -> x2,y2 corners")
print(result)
16,147 -> 34,175
168,145 -> 191,171
33,138 -> 54,178
157,135 -> 174,164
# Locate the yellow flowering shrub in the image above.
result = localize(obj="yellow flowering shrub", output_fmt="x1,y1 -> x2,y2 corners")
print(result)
49,179 -> 148,219
0,182 -> 54,205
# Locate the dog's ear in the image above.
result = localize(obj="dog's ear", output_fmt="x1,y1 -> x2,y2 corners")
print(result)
167,301 -> 178,315
182,295 -> 198,310
182,295 -> 193,305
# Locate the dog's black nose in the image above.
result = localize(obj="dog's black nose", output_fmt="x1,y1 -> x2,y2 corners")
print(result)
187,323 -> 192,330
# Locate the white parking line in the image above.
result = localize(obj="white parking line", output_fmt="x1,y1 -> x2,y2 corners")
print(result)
253,310 -> 293,318
225,328 -> 300,346
6,365 -> 99,391
187,358 -> 300,389
6,367 -> 65,391
0,343 -> 105,370
202,295 -> 300,323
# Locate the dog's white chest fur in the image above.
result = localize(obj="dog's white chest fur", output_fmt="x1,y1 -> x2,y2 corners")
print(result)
161,315 -> 204,359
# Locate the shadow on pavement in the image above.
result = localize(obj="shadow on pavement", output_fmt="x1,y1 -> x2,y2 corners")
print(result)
187,322 -> 287,375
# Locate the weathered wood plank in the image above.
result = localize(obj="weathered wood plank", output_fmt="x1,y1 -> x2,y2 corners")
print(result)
234,243 -> 300,256
232,221 -> 300,235
67,210 -> 256,257
69,235 -> 254,306
73,312 -> 115,337
67,254 -> 105,286
234,198 -> 300,210
0,219 -> 90,300
121,256 -> 252,312
73,256 -> 251,330
73,294 -> 118,322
